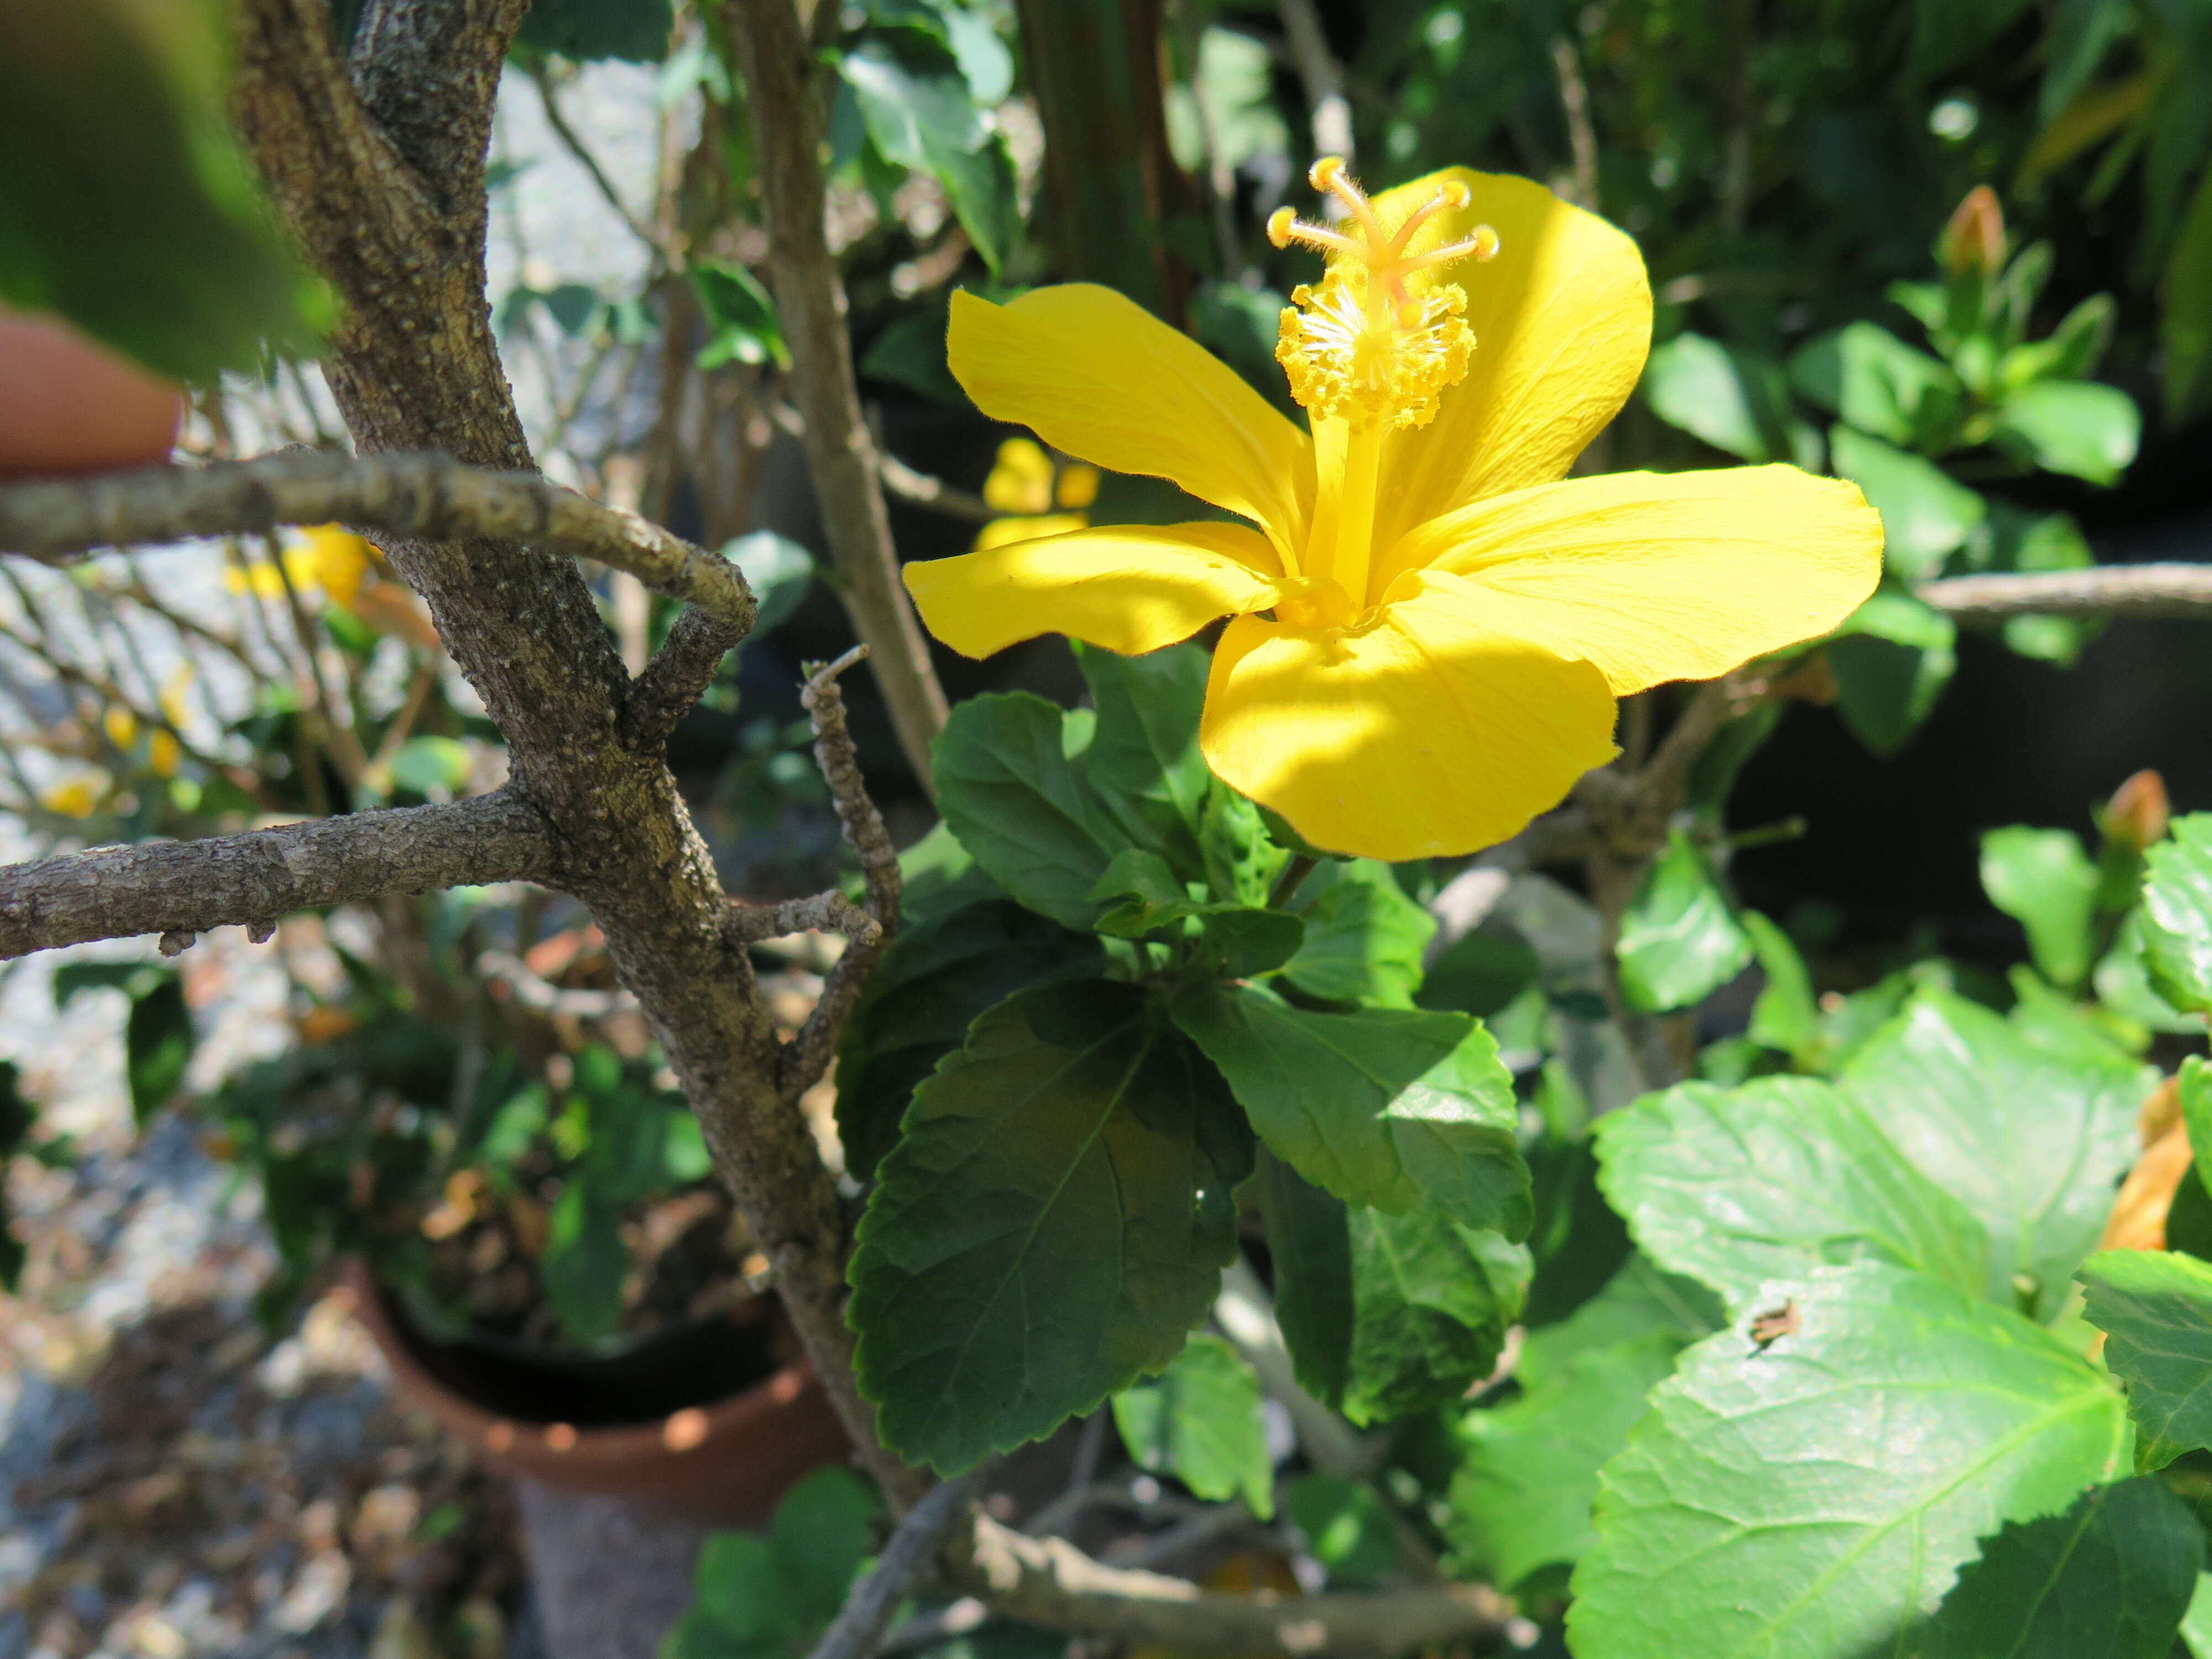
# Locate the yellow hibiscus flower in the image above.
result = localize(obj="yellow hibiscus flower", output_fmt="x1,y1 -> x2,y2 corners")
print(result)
903,161 -> 1883,860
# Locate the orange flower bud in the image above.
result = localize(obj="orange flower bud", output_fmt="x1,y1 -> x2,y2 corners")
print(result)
1938,186 -> 2006,276
2104,768 -> 2170,852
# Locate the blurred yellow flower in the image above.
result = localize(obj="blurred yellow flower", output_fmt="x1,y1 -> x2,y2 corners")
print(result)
224,524 -> 375,608
149,729 -> 181,778
983,438 -> 1055,515
974,440 -> 1100,553
974,512 -> 1091,552
102,705 -> 138,750
158,664 -> 194,731
41,776 -> 103,818
905,160 -> 1883,858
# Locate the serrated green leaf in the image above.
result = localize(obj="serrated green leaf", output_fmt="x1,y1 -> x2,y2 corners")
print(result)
1829,426 -> 1986,579
1842,990 -> 2148,1312
1255,1152 -> 1526,1425
2141,815 -> 2212,1014
1569,1261 -> 2131,1659
1615,830 -> 1754,1013
1279,858 -> 1436,1008
1907,1475 -> 2203,1658
1449,1333 -> 1680,1590
932,693 -> 1135,932
1173,984 -> 1527,1233
834,899 -> 1103,1181
1073,641 -> 1211,872
1596,1076 -> 1990,1310
1111,1332 -> 1274,1517
2079,1249 -> 2212,1470
1285,1473 -> 1398,1585
849,982 -> 1249,1470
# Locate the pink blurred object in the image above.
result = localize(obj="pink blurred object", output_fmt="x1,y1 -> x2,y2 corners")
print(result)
0,307 -> 182,479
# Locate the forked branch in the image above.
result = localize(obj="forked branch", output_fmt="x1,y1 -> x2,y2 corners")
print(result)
0,788 -> 555,959
0,450 -> 757,637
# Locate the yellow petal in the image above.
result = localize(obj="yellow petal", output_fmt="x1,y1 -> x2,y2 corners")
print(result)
973,512 -> 1089,552
1362,169 -> 1652,551
1056,463 -> 1101,510
948,286 -> 1314,565
1389,466 -> 1885,695
983,438 -> 1055,515
1199,576 -> 1618,860
906,521 -> 1284,659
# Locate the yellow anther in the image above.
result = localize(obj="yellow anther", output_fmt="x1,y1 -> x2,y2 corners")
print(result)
1271,161 -> 1496,430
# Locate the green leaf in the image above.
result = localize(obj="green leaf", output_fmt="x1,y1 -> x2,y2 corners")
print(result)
1418,926 -> 1541,1019
1596,1077 -> 1991,1310
1255,1152 -> 1526,1425
1073,641 -> 1212,871
841,36 -> 1019,273
860,308 -> 969,408
0,0 -> 326,382
1615,830 -> 1754,1014
2162,165 -> 2212,425
1516,1253 -> 1723,1391
1569,1261 -> 2131,1659
1089,847 -> 1203,937
1908,1476 -> 2203,1658
541,1184 -> 627,1344
848,982 -> 1250,1471
2096,911 -> 2205,1035
1111,1332 -> 1275,1518
932,693 -> 1135,933
1792,323 -> 1964,450
1641,333 -> 1814,465
1744,910 -> 1819,1060
723,532 -> 816,638
515,0 -> 672,61
2079,1249 -> 2212,1470
1189,909 -> 1306,980
1981,826 -> 2101,989
769,1467 -> 880,1623
1284,1473 -> 1399,1585
1265,1159 -> 1522,1433
1199,782 -> 1287,909
1827,589 -> 1958,755
2184,1573 -> 2212,1659
2141,813 -> 2212,1014
1449,1333 -> 1680,1590
1829,427 -> 1986,580
1842,991 -> 2147,1313
56,964 -> 198,1125
1171,984 -> 1529,1235
1991,380 -> 2141,486
390,735 -> 472,799
692,259 -> 790,370
684,1467 -> 877,1656
1278,859 -> 1435,1009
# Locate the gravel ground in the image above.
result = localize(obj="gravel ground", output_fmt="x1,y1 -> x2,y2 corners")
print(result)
0,935 -> 530,1659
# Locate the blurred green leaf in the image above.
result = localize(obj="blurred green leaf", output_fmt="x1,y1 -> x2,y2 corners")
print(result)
860,308 -> 969,407
1794,324 -> 1963,451
1744,911 -> 1819,1060
842,36 -> 1019,273
390,736 -> 472,800
1981,826 -> 2101,988
1642,332 -> 1814,465
2162,165 -> 2212,425
1285,1473 -> 1399,1585
693,260 -> 790,370
1827,588 -> 1958,754
1112,1332 -> 1275,1517
722,531 -> 815,638
1840,990 -> 2148,1313
1828,427 -> 1986,578
540,1182 -> 627,1344
1173,984 -> 1528,1233
848,980 -> 1249,1470
1569,1262 -> 2129,1659
1991,380 -> 2140,485
515,0 -> 672,61
1615,830 -> 1753,1014
0,0 -> 326,381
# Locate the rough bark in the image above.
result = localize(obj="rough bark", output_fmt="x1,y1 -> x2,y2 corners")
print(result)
0,790 -> 553,959
724,0 -> 949,790
229,0 -> 918,1504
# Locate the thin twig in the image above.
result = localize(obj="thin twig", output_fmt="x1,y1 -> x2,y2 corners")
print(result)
731,888 -> 883,948
477,947 -> 635,1016
1550,35 -> 1600,211
0,450 -> 757,637
803,1472 -> 987,1659
1916,562 -> 2212,621
525,62 -> 661,254
782,646 -> 902,1099
876,448 -> 998,524
0,788 -> 554,959
1277,0 -> 1354,162
948,1511 -> 1509,1657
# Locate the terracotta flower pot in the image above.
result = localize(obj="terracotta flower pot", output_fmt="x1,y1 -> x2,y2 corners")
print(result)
340,1260 -> 849,1526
